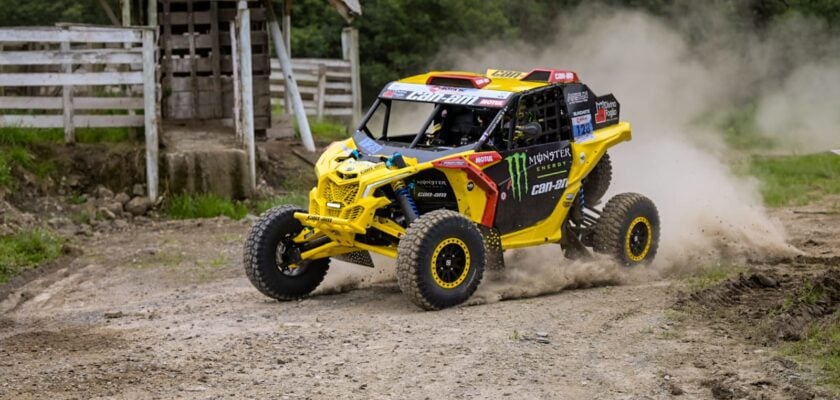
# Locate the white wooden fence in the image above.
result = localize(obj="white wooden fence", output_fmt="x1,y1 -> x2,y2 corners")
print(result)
0,25 -> 159,201
270,58 -> 355,120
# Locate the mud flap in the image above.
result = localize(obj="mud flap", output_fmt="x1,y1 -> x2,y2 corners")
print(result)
481,227 -> 505,271
334,251 -> 375,268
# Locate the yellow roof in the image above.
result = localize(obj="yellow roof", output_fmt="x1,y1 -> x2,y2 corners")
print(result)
397,69 -> 551,93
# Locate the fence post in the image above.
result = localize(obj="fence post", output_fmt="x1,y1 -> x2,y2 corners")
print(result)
316,64 -> 326,120
341,27 -> 361,127
238,1 -> 257,192
148,0 -> 158,26
142,29 -> 159,202
61,39 -> 75,144
121,0 -> 132,26
230,22 -> 242,146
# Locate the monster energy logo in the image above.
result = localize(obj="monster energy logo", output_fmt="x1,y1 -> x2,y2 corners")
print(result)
505,153 -> 528,201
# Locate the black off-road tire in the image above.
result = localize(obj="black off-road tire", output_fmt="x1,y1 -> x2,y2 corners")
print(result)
243,205 -> 329,300
582,153 -> 612,206
396,210 -> 486,310
592,193 -> 660,266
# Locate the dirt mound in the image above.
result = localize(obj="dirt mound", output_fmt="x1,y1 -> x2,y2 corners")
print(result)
679,268 -> 840,344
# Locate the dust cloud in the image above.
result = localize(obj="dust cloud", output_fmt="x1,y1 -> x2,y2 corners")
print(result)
324,5 -> 839,302
438,5 -> 837,297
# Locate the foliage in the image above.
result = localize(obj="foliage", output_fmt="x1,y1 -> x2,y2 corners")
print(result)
685,264 -> 747,290
749,152 -> 840,207
165,194 -> 250,220
783,312 -> 840,391
0,229 -> 63,283
295,118 -> 348,142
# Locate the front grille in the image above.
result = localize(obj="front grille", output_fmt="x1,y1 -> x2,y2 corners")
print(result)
344,206 -> 364,221
322,181 -> 359,205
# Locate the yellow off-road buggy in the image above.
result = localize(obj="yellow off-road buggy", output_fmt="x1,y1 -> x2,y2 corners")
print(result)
244,68 -> 660,310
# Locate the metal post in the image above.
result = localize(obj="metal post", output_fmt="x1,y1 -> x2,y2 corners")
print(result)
263,0 -> 315,152
238,1 -> 257,191
142,29 -> 159,201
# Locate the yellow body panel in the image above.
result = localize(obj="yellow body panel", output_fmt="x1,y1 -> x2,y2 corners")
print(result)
398,70 -> 549,93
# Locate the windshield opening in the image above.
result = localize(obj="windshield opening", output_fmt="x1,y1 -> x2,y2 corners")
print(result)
361,99 -> 505,150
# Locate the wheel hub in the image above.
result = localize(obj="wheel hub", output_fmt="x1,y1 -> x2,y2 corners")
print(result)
431,238 -> 471,289
625,216 -> 652,262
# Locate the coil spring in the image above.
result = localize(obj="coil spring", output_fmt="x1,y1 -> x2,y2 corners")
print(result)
393,181 -> 420,223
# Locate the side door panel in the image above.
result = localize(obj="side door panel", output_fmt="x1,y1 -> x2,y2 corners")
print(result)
484,141 -> 572,234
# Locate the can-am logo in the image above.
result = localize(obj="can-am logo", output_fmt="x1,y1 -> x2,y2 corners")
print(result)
595,100 -> 618,123
505,153 -> 528,201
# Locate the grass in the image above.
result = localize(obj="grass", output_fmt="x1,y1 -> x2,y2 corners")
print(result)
783,313 -> 840,391
0,229 -> 63,283
164,191 -> 311,221
165,194 -> 250,220
748,152 -> 840,207
294,118 -> 349,142
684,264 -> 747,290
0,126 -> 129,189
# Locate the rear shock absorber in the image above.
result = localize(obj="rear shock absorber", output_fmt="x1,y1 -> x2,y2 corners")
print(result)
392,180 -> 420,224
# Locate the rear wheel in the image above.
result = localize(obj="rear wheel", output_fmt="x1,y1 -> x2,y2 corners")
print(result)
592,193 -> 660,266
396,210 -> 486,310
243,205 -> 329,300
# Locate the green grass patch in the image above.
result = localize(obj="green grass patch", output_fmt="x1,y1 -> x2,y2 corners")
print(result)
0,229 -> 63,283
685,264 -> 748,291
783,313 -> 840,391
165,194 -> 250,220
0,126 -> 131,146
295,118 -> 349,142
749,152 -> 840,207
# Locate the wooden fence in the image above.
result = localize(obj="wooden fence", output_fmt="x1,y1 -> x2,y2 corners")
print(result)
0,25 -> 159,201
270,58 -> 355,120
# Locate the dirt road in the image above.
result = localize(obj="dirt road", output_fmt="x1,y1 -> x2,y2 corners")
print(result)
1,203 -> 837,399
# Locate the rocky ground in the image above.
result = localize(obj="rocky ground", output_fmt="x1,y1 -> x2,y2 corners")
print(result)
0,199 -> 838,399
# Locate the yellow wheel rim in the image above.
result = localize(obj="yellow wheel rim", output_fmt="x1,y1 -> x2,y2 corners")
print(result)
430,238 -> 471,289
625,216 -> 653,262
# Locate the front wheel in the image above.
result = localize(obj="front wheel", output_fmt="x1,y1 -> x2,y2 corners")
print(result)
243,205 -> 329,300
396,210 -> 486,310
592,193 -> 660,266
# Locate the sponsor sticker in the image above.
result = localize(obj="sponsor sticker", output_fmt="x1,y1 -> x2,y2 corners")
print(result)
488,69 -> 527,79
478,98 -> 506,107
571,110 -> 594,142
595,99 -> 618,124
356,136 -> 384,155
566,91 -> 589,105
505,153 -> 528,201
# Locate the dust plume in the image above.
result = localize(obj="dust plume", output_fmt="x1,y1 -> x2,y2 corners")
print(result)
315,256 -> 396,295
434,4 -> 840,289
470,248 -> 625,305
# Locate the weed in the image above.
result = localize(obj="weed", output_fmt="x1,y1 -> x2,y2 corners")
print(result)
782,312 -> 840,391
0,229 -> 63,283
295,118 -> 349,142
684,264 -> 747,291
749,152 -> 840,207
166,194 -> 250,220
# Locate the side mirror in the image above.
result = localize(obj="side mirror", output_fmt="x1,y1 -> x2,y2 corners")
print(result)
522,122 -> 542,138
